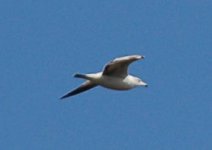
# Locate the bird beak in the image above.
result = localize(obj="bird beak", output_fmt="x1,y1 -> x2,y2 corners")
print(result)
139,80 -> 148,87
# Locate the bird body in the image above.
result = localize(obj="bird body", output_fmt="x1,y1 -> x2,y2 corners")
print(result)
75,73 -> 140,90
61,55 -> 147,99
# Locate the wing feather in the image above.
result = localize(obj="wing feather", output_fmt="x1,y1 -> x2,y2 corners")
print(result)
102,55 -> 144,77
60,81 -> 97,99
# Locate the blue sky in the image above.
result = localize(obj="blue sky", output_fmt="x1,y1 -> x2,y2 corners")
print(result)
0,0 -> 211,149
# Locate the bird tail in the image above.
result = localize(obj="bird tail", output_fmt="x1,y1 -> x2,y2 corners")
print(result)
74,73 -> 88,79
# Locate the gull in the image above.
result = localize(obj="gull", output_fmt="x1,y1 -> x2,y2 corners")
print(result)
60,55 -> 148,99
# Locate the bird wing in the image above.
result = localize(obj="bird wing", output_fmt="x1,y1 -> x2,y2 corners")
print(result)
102,55 -> 144,78
60,81 -> 97,99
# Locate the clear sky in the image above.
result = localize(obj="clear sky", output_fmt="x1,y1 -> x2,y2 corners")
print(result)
0,0 -> 211,149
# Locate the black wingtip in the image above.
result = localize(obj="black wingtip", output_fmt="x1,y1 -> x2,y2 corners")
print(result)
60,94 -> 72,100
60,96 -> 67,100
60,96 -> 65,100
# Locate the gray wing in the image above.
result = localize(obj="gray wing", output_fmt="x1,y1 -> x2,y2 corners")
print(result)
60,81 -> 97,99
102,55 -> 144,77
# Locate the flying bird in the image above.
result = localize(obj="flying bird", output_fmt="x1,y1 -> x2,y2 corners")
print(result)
60,55 -> 148,99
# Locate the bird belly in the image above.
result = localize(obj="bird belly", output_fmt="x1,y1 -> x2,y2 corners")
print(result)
97,76 -> 134,90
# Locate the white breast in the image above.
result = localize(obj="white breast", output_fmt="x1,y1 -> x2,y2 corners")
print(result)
97,75 -> 136,90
